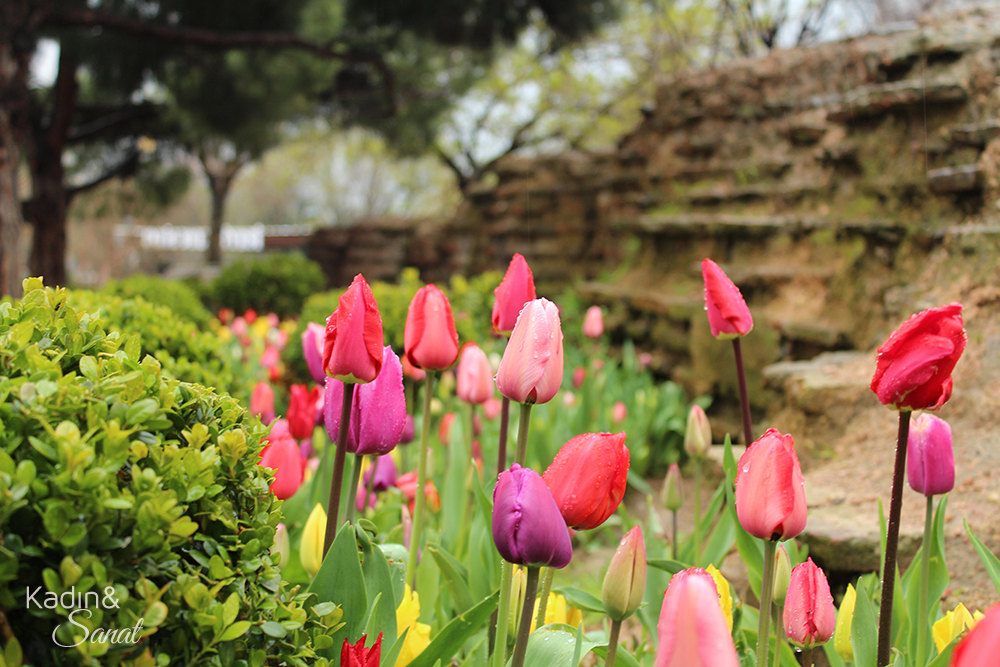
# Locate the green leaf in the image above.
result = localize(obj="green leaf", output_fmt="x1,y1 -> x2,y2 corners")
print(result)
124,334 -> 142,362
3,636 -> 22,667
519,627 -> 597,667
591,644 -> 641,667
429,544 -> 475,615
358,526 -> 397,642
79,356 -> 99,382
405,591 -> 499,667
964,518 -> 1000,597
851,576 -> 878,667
551,587 -> 605,614
646,559 -> 688,575
126,398 -> 159,425
219,620 -> 252,642
261,620 -> 287,638
308,522 -> 368,655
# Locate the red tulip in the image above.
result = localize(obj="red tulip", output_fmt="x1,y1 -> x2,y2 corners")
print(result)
244,309 -> 258,325
250,381 -> 275,424
323,274 -> 384,384
492,253 -> 536,336
287,384 -> 321,441
655,568 -> 740,667
456,342 -> 494,405
438,412 -> 456,446
582,305 -> 604,339
735,429 -> 807,541
907,413 -> 955,496
952,603 -> 1000,667
341,633 -> 382,667
404,284 -> 460,370
302,322 -> 326,384
495,298 -> 564,405
701,258 -> 753,339
543,432 -> 630,530
870,303 -> 966,411
259,431 -> 304,500
783,558 -> 836,648
395,471 -> 441,515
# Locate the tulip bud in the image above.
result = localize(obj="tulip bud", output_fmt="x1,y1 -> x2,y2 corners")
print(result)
951,603 -> 999,667
572,367 -> 586,389
773,545 -> 791,604
543,432 -> 630,530
259,432 -> 304,500
701,258 -> 753,339
602,526 -> 647,621
783,558 -> 836,649
250,381 -> 276,424
582,305 -> 604,339
401,355 -> 426,381
456,343 -> 494,405
662,463 -> 683,512
287,384 -> 321,441
341,633 -> 382,667
907,413 -> 955,496
323,274 -> 384,384
365,454 -> 398,492
438,412 -> 456,446
272,523 -> 290,568
301,504 -> 327,577
684,405 -> 712,459
302,322 -> 327,384
611,401 -> 628,424
492,253 -> 537,336
404,285 -> 460,371
496,299 -> 564,405
735,429 -> 807,542
493,464 -> 573,568
483,397 -> 501,420
656,568 -> 740,667
325,347 -> 406,455
834,583 -> 856,662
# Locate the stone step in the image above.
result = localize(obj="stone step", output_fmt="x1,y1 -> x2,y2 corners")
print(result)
772,318 -> 850,350
685,182 -> 825,205
763,351 -> 873,415
616,214 -> 906,240
660,159 -> 794,182
577,281 -> 701,320
691,263 -> 836,290
950,122 -> 1000,147
826,80 -> 968,121
927,164 -> 983,194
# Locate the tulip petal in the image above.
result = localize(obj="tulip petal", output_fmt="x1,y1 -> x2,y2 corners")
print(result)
492,254 -> 536,336
324,274 -> 384,384
655,569 -> 740,667
354,346 -> 406,455
735,429 -> 807,541
493,465 -> 572,568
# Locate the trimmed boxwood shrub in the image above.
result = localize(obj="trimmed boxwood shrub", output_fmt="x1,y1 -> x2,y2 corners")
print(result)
0,280 -> 343,666
100,275 -> 213,328
208,254 -> 326,320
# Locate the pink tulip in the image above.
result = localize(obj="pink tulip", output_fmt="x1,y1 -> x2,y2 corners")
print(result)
783,558 -> 836,648
259,432 -> 304,500
267,313 -> 280,328
302,322 -> 327,384
261,345 -> 280,369
655,568 -> 740,667
456,343 -> 494,405
701,258 -> 753,339
231,316 -> 248,337
952,603 -> 1000,667
438,412 -> 456,446
572,367 -> 586,389
907,413 -> 955,496
612,401 -> 628,424
582,305 -> 604,338
483,397 -> 501,420
495,298 -> 564,405
401,355 -> 426,381
325,346 -> 406,455
323,274 -> 384,384
400,414 -> 415,444
250,382 -> 276,424
492,253 -> 536,336
735,429 -> 807,541
404,285 -> 460,371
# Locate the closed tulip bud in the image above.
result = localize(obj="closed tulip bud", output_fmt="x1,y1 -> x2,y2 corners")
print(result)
302,322 -> 327,384
655,568 -> 740,667
572,366 -> 586,389
773,545 -> 792,604
341,633 -> 381,667
492,253 -> 537,336
907,413 -> 955,496
684,404 -> 712,459
438,412 -> 455,446
701,258 -> 753,339
735,429 -> 807,541
483,397 -> 501,420
492,464 -> 573,568
287,384 -> 321,441
834,583 -> 856,662
582,305 -> 604,338
404,285 -> 460,370
456,343 -> 494,404
870,303 -> 966,411
400,414 -> 415,444
259,433 -> 304,500
250,381 -> 276,424
496,298 -> 564,405
325,346 -> 406,455
301,504 -> 327,577
323,274 -> 384,384
271,523 -> 290,568
783,558 -> 836,649
364,454 -> 398,492
950,603 -> 999,666
543,432 -> 630,530
612,401 -> 628,424
662,463 -> 683,512
401,355 -> 426,381
602,526 -> 647,621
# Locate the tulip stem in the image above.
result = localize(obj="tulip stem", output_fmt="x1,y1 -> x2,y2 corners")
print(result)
511,566 -> 541,667
514,403 -> 532,467
693,460 -> 702,564
493,560 -> 513,667
877,410 -> 911,667
731,338 -> 754,446
535,568 -> 555,630
323,382 -> 355,556
605,619 -> 622,667
345,453 -> 363,524
915,494 -> 934,667
803,647 -> 814,667
757,539 -> 778,667
498,396 -> 511,476
406,370 -> 436,591
772,604 -> 784,667
671,509 -> 678,561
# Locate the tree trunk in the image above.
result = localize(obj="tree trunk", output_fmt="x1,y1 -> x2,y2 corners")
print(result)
0,86 -> 23,298
201,153 -> 247,265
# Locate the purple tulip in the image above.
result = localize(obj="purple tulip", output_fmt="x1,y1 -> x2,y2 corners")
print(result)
400,415 -> 415,445
492,464 -> 573,568
907,413 -> 955,496
365,454 -> 398,492
302,322 -> 327,384
325,346 -> 406,455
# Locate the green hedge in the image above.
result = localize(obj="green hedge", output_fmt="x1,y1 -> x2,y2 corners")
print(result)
100,275 -> 213,327
208,254 -> 326,320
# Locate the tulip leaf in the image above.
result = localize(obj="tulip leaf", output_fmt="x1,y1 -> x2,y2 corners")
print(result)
467,510 -> 498,600
429,543 -> 475,614
441,414 -> 469,552
590,644 -> 642,667
358,528 -> 397,643
851,575 -> 878,667
551,587 -> 606,614
625,470 -> 654,496
382,627 -> 409,667
645,559 -> 687,575
308,522 -> 368,657
731,503 -> 764,599
926,636 -> 957,667
520,626 -> 598,667
964,518 -> 1000,597
701,506 -> 736,569
822,640 -> 846,667
405,590 -> 499,667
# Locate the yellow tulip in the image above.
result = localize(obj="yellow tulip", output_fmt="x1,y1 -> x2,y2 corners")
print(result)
706,565 -> 733,631
531,592 -> 583,630
300,504 -> 326,578
933,603 -> 980,652
395,585 -> 432,667
834,583 -> 856,662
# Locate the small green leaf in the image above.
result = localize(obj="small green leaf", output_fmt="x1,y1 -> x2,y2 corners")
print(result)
552,587 -> 606,614
260,620 -> 286,638
219,621 -> 252,642
965,519 -> 1000,597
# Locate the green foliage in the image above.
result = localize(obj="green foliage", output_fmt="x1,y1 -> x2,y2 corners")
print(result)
100,274 -> 213,327
209,253 -> 326,320
0,279 -> 342,666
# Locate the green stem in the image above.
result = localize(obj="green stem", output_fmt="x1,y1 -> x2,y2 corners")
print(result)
344,453 -> 363,524
510,567 -> 541,667
772,604 -> 784,667
497,396 -> 511,476
493,561 -> 513,667
605,619 -> 622,667
514,403 -> 532,467
535,568 -> 555,630
323,382 -> 354,556
732,338 -> 754,446
877,410 -> 912,667
693,460 -> 702,564
406,370 -> 436,590
757,540 -> 778,667
671,510 -> 678,561
915,494 -> 934,667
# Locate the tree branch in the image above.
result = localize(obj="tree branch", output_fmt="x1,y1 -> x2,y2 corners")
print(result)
64,149 -> 140,200
67,103 -> 158,143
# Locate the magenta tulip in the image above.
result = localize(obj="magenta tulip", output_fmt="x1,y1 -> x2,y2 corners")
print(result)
582,305 -> 604,338
655,568 -> 740,667
404,284 -> 460,371
325,346 -> 406,455
735,429 -> 807,541
907,413 -> 955,496
302,322 -> 326,384
456,342 -> 494,405
492,464 -> 572,568
495,298 -> 564,405
701,258 -> 753,339
783,558 -> 836,648
492,253 -> 536,336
